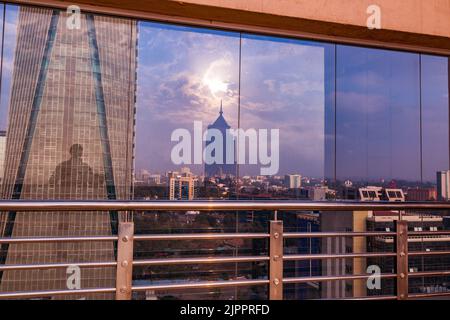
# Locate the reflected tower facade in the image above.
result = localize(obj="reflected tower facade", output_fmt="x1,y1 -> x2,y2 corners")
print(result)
205,103 -> 237,177
0,7 -> 137,298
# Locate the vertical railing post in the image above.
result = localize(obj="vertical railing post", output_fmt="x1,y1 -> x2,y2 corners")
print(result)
269,220 -> 283,300
396,220 -> 408,300
116,221 -> 134,300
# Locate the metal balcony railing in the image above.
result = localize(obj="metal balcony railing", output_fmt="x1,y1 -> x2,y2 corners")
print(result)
0,200 -> 449,300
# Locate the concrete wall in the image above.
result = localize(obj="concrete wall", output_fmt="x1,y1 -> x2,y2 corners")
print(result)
177,0 -> 450,38
11,0 -> 450,54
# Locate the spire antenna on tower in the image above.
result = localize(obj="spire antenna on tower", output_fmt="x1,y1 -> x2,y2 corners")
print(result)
219,100 -> 223,115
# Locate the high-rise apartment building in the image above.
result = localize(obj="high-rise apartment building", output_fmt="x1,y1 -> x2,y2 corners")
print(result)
321,210 -> 369,298
0,7 -> 137,298
169,175 -> 196,200
284,174 -> 302,189
321,187 -> 406,298
367,213 -> 450,296
437,170 -> 450,201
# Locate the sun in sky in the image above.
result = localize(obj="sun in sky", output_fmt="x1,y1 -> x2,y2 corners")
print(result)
202,58 -> 231,97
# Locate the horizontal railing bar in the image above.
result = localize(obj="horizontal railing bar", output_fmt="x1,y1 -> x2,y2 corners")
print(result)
135,230 -> 450,241
284,231 -> 396,238
132,279 -> 269,292
409,270 -> 450,277
283,273 -> 396,283
3,285 -> 446,300
409,231 -> 450,236
133,256 -> 269,266
0,287 -> 116,299
310,296 -> 397,301
284,252 -> 396,260
344,295 -> 397,301
0,236 -> 118,244
2,232 -> 449,244
409,251 -> 450,257
408,292 -> 450,299
0,261 -> 117,271
1,200 -> 450,211
134,233 -> 269,241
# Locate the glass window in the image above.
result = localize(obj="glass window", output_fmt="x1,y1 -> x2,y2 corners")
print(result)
0,2 -> 449,300
0,4 -> 136,298
336,45 -> 421,188
239,35 -> 335,299
133,21 -> 244,300
239,34 -> 335,198
421,55 -> 449,183
134,23 -> 240,185
0,4 -> 11,189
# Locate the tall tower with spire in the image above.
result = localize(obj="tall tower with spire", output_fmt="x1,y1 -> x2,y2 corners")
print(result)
205,101 -> 237,177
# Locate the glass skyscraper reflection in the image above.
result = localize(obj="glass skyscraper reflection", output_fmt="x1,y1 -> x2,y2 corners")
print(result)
0,6 -> 137,298
0,1 -> 447,300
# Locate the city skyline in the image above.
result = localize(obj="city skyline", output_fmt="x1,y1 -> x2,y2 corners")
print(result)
0,0 -> 448,303
132,23 -> 448,183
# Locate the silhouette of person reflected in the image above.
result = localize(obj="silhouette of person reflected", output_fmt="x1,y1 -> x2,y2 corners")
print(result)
49,144 -> 101,191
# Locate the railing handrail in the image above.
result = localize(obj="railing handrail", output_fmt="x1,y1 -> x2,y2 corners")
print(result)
0,199 -> 449,211
1,201 -> 450,300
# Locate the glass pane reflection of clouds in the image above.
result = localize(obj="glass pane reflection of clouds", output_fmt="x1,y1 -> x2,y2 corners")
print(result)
135,22 -> 240,178
336,46 -> 421,186
240,35 -> 329,180
0,3 -> 447,300
133,23 -> 245,300
421,55 -> 449,183
0,4 -> 18,132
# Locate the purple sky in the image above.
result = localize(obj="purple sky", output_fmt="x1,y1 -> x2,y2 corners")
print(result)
134,22 -> 327,178
0,7 -> 448,183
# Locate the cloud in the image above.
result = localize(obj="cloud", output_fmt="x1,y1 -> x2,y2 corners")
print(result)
134,25 -> 329,176
135,25 -> 241,128
336,91 -> 388,115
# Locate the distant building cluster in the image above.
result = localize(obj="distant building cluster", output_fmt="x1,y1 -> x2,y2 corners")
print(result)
133,169 -> 450,203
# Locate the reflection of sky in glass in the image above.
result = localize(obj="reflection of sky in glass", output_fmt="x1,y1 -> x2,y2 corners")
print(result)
336,45 -> 421,183
0,10 -> 448,185
0,5 -> 18,131
422,55 -> 449,182
135,22 -> 240,175
135,25 -> 331,178
240,35 -> 327,177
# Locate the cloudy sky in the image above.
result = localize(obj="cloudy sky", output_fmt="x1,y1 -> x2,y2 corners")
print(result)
134,23 -> 449,182
134,22 -> 328,178
0,6 -> 447,183
0,5 -> 18,131
335,46 -> 449,183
